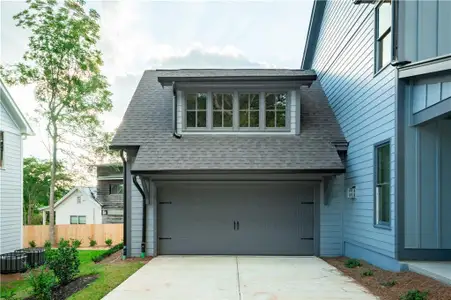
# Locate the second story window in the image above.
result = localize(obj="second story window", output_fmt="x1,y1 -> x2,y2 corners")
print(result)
109,183 -> 123,195
186,93 -> 207,128
239,93 -> 260,128
375,0 -> 392,72
265,93 -> 287,128
213,93 -> 233,128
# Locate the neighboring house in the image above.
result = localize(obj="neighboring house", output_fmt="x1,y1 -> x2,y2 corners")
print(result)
111,69 -> 348,258
302,0 -> 451,271
39,187 -> 102,225
0,79 -> 34,254
96,164 -> 124,224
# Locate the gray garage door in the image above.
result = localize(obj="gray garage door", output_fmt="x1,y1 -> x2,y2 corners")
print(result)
157,182 -> 316,255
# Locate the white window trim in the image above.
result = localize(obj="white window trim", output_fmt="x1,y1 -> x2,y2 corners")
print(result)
374,0 -> 392,74
181,90 -> 291,132
374,140 -> 391,229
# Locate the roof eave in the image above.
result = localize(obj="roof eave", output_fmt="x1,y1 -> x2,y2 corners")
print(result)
301,0 -> 327,69
157,75 -> 317,86
129,168 -> 346,175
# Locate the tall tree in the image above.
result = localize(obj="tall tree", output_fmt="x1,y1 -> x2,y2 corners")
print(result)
23,157 -> 73,225
1,0 -> 112,243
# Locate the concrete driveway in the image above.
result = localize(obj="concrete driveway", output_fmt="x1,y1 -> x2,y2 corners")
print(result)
103,256 -> 377,300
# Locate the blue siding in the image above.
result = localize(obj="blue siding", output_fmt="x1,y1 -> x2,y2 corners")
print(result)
311,0 -> 397,266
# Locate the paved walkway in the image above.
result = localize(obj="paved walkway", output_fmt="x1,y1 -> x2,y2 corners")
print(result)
103,256 -> 377,300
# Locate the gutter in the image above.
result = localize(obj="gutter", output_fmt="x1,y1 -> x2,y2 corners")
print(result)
172,82 -> 182,139
132,175 -> 147,258
120,150 -> 127,260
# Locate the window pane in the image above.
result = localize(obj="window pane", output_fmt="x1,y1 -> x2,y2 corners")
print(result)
223,94 -> 233,110
249,111 -> 259,127
239,94 -> 249,109
379,184 -> 390,223
240,111 -> 248,127
78,216 -> 87,224
250,94 -> 259,109
276,111 -> 286,127
275,93 -> 287,110
197,93 -> 207,109
377,144 -> 390,183
70,216 -> 78,224
266,111 -> 275,127
213,93 -> 222,110
378,1 -> 391,37
381,32 -> 391,68
265,94 -> 275,109
197,111 -> 206,127
186,111 -> 196,127
186,94 -> 196,110
223,111 -> 233,127
213,111 -> 222,127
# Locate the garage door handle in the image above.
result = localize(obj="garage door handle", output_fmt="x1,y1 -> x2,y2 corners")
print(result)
237,221 -> 239,230
233,221 -> 236,230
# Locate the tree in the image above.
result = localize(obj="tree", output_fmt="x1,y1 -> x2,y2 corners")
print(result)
23,157 -> 72,225
1,0 -> 112,243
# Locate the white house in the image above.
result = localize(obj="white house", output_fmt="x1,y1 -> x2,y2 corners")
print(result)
0,79 -> 34,254
39,187 -> 102,225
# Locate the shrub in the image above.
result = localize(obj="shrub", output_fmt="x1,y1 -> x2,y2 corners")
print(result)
88,237 -> 97,247
45,238 -> 80,285
105,238 -> 113,247
0,290 -> 18,300
361,269 -> 374,277
44,240 -> 51,249
344,258 -> 362,268
92,242 -> 124,263
29,240 -> 37,248
400,290 -> 429,300
26,265 -> 56,300
71,239 -> 82,248
381,280 -> 397,287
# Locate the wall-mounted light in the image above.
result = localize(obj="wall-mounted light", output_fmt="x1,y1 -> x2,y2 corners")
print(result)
102,209 -> 108,215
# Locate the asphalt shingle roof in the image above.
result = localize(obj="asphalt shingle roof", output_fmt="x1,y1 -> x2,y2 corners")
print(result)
111,70 -> 346,172
156,69 -> 316,80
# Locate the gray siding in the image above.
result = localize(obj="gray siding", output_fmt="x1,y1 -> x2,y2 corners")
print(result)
0,102 -> 23,254
411,78 -> 451,113
97,179 -> 124,224
320,175 -> 344,256
399,0 -> 451,62
311,0 -> 397,261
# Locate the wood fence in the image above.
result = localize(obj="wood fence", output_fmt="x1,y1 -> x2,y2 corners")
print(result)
23,224 -> 123,247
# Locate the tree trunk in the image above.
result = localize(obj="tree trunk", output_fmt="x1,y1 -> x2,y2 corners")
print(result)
49,133 -> 57,245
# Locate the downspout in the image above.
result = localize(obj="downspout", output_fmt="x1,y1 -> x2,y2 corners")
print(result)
133,175 -> 147,258
172,81 -> 182,139
120,150 -> 127,260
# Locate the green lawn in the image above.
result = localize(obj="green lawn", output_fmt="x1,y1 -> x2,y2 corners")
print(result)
1,250 -> 147,300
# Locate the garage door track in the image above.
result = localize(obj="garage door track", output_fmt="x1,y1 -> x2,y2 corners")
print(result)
103,256 -> 377,300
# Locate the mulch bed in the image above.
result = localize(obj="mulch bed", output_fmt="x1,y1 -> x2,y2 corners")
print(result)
323,257 -> 451,300
1,272 -> 25,283
25,274 -> 98,300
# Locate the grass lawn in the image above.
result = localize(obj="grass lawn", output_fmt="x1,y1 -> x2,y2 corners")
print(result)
1,250 -> 148,300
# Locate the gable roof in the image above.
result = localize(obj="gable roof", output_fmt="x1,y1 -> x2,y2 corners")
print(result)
0,79 -> 34,135
111,70 -> 346,173
301,0 -> 327,70
38,186 -> 100,211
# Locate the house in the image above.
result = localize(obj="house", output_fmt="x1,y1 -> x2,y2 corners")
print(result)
96,164 -> 124,224
39,187 -> 102,225
111,69 -> 348,258
302,0 -> 451,271
0,79 -> 34,254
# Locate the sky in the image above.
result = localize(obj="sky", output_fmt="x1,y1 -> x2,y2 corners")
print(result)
0,0 -> 314,160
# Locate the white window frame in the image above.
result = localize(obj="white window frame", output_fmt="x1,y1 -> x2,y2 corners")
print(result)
70,215 -> 87,224
375,0 -> 392,73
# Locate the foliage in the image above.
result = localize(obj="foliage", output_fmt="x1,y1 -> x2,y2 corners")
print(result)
399,290 -> 429,300
344,258 -> 362,268
29,240 -> 37,248
1,0 -> 112,244
71,239 -> 82,248
45,238 -> 80,285
44,240 -> 52,249
91,243 -> 123,263
381,280 -> 397,287
89,237 -> 97,247
0,289 -> 18,300
23,157 -> 72,225
26,265 -> 56,300
105,238 -> 113,247
361,269 -> 374,277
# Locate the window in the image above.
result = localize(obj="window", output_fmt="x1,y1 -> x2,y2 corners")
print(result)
70,215 -> 86,224
375,142 -> 390,226
77,196 -> 81,204
213,93 -> 233,128
0,131 -> 4,168
375,0 -> 392,72
265,93 -> 287,128
109,183 -> 123,195
186,93 -> 207,128
239,93 -> 260,128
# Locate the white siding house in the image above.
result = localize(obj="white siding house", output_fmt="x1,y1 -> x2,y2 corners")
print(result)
0,80 -> 34,254
39,187 -> 102,225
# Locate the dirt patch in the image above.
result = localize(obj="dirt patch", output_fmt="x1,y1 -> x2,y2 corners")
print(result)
99,251 -> 122,264
1,272 -> 26,283
25,274 -> 98,300
323,257 -> 451,300
99,251 -> 152,265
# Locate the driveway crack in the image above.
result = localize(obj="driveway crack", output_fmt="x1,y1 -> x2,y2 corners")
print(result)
235,256 -> 242,300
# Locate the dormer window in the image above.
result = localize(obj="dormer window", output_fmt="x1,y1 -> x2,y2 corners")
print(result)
212,93 -> 233,128
239,93 -> 260,128
265,93 -> 287,128
186,93 -> 207,128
